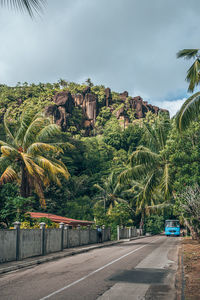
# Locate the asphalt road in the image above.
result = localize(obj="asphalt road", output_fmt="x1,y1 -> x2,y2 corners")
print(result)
0,235 -> 180,300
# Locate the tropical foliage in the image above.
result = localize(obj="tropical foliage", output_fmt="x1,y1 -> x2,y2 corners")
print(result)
0,110 -> 70,208
0,77 -> 199,240
119,115 -> 172,216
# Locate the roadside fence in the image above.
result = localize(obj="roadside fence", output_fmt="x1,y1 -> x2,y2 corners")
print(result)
0,222 -> 110,263
117,225 -> 143,240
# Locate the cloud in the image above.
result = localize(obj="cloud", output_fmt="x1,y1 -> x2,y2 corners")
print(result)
154,98 -> 186,117
0,0 -> 200,104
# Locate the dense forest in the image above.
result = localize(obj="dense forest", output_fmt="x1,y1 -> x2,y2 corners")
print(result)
0,79 -> 200,239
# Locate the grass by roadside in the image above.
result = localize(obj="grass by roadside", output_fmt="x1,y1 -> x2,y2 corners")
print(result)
182,237 -> 200,300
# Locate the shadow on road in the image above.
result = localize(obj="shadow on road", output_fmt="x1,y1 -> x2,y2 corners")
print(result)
108,268 -> 170,284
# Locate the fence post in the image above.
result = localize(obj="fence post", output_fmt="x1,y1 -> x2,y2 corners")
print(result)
14,221 -> 21,261
78,225 -> 81,246
109,227 -> 111,240
40,222 -> 46,256
102,225 -> 105,242
64,224 -> 69,248
87,225 -> 91,244
59,222 -> 64,251
128,227 -> 131,239
117,225 -> 120,240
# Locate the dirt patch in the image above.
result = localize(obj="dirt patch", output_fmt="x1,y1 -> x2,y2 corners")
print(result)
182,237 -> 200,300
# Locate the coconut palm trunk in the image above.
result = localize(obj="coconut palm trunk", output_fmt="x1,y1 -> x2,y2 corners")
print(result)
20,165 -> 30,198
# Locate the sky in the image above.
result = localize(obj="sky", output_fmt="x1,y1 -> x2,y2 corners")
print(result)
0,0 -> 200,116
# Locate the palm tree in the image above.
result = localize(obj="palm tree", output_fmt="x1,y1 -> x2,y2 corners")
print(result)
176,91 -> 200,131
0,0 -> 45,17
176,49 -> 200,131
177,49 -> 200,92
119,116 -> 171,214
0,109 -> 70,207
94,172 -> 129,211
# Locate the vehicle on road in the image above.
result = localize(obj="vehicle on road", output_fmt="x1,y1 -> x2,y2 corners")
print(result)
165,219 -> 180,236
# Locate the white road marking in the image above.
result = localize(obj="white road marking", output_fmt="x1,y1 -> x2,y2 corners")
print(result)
39,236 -> 162,300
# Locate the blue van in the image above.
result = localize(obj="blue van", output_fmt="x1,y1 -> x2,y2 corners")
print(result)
165,219 -> 180,236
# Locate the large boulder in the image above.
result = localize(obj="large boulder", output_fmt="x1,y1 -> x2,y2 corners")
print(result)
104,87 -> 112,107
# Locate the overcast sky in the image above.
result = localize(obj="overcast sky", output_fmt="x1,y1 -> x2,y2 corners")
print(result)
0,0 -> 200,116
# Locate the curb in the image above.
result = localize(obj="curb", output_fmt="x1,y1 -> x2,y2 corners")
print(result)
0,236 -> 147,275
0,240 -> 123,275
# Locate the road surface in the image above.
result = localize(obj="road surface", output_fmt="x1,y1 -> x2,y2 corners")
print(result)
0,235 -> 180,300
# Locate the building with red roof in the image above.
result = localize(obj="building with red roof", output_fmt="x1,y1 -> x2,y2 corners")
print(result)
28,212 -> 94,227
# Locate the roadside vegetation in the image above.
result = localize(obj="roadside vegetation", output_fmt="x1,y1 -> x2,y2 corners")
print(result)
0,50 -> 200,241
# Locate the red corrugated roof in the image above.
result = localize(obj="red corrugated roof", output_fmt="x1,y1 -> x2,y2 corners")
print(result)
27,212 -> 94,226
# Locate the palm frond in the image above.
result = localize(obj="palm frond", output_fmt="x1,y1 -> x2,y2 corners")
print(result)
15,109 -> 38,145
36,124 -> 61,142
130,146 -> 161,166
143,171 -> 157,201
3,110 -> 15,145
94,183 -> 106,194
159,163 -> 171,198
176,92 -> 200,131
186,59 -> 200,92
36,156 -> 69,183
145,203 -> 173,214
119,165 -> 149,184
0,166 -> 18,184
176,49 -> 199,59
0,145 -> 18,159
23,117 -> 50,149
20,153 -> 44,178
0,0 -> 45,17
0,156 -> 11,173
27,142 -> 59,155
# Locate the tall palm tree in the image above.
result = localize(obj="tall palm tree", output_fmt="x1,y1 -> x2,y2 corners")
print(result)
176,49 -> 200,131
177,49 -> 200,93
94,172 -> 129,211
119,116 -> 171,212
0,0 -> 45,17
0,109 -> 70,207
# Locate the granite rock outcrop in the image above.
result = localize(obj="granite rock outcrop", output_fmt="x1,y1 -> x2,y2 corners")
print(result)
45,87 -> 169,133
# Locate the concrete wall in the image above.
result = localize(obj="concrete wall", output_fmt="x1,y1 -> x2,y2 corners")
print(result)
68,229 -> 79,247
117,226 -> 142,240
0,225 -> 111,264
80,230 -> 89,246
0,230 -> 16,263
46,229 -> 62,254
20,229 -> 42,259
90,229 -> 97,244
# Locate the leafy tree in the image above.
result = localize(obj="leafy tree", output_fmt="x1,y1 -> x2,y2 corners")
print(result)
145,215 -> 164,235
166,119 -> 200,192
103,117 -> 122,150
0,110 -> 70,207
0,183 -> 36,227
176,185 -> 200,239
85,78 -> 94,87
